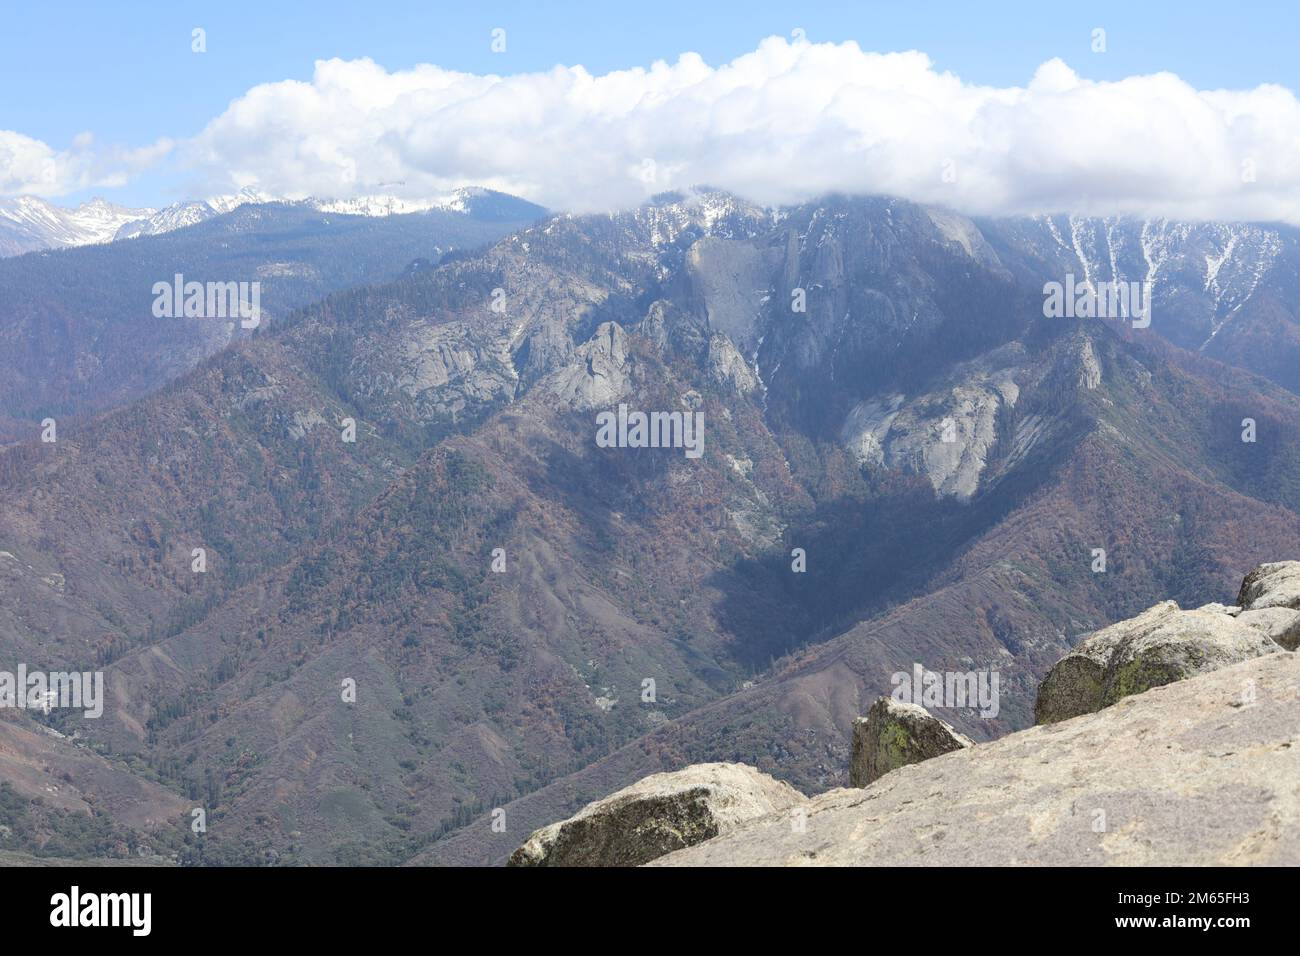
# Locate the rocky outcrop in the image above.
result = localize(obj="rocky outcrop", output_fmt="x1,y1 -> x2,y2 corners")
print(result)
850,697 -> 973,786
545,321 -> 632,410
706,334 -> 758,393
655,651 -> 1300,866
1033,602 -> 1179,724
840,348 -> 1023,501
500,564 -> 1300,868
1237,561 -> 1300,611
1238,607 -> 1300,651
507,763 -> 806,867
1035,567 -> 1293,725
923,207 -> 1005,271
1231,563 -> 1300,650
359,316 -> 517,423
1101,606 -> 1278,705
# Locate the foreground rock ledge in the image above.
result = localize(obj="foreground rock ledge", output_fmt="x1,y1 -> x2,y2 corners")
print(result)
1034,602 -> 1179,724
1036,581 -> 1290,725
1238,561 -> 1300,612
850,697 -> 973,786
652,651 -> 1300,866
507,762 -> 806,867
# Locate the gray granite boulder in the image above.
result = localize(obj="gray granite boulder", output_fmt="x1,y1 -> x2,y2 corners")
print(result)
1037,589 -> 1285,723
850,697 -> 973,786
1100,607 -> 1280,706
1034,601 -> 1178,724
1237,561 -> 1300,612
1238,606 -> 1300,651
507,762 -> 806,867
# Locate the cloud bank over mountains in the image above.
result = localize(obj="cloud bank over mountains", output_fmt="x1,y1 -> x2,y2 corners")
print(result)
10,36 -> 1300,222
0,129 -> 172,198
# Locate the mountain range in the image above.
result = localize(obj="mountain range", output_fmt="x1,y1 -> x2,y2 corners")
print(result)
0,190 -> 547,439
0,187 -> 544,258
4,186 -> 1300,865
0,197 -> 150,258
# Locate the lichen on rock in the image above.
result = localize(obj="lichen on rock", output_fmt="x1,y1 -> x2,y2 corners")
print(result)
850,697 -> 973,786
1034,601 -> 1179,724
1099,607 -> 1279,706
507,762 -> 806,867
1037,563 -> 1300,725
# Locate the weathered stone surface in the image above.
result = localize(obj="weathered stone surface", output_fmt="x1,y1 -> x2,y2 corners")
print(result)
1196,602 -> 1242,617
545,321 -> 631,411
1237,561 -> 1300,612
1100,607 -> 1280,706
655,651 -> 1300,866
1034,601 -> 1178,724
1238,607 -> 1300,651
1036,599 -> 1282,722
685,236 -> 773,353
850,697 -> 973,786
706,334 -> 758,393
507,762 -> 806,867
839,352 -> 1023,501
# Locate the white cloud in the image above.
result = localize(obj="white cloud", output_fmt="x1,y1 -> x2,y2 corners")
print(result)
15,36 -> 1300,222
0,130 -> 70,196
0,129 -> 173,198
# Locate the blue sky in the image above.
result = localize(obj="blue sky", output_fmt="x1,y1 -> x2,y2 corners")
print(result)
4,1 -> 1298,215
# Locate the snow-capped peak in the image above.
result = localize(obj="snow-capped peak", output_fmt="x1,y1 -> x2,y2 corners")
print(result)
2,186 -> 544,256
113,187 -> 520,243
205,187 -> 280,215
0,196 -> 155,255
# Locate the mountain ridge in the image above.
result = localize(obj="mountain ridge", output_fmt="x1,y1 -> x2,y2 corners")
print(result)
7,189 -> 1300,865
0,188 -> 548,258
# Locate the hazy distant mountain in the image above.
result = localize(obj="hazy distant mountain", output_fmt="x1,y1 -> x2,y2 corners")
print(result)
0,196 -> 155,257
6,189 -> 1300,865
114,187 -> 545,242
0,188 -> 546,257
0,198 -> 545,439
112,195 -> 255,241
307,187 -> 547,223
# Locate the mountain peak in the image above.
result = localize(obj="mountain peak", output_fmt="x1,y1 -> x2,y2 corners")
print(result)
171,186 -> 543,235
0,194 -> 154,254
